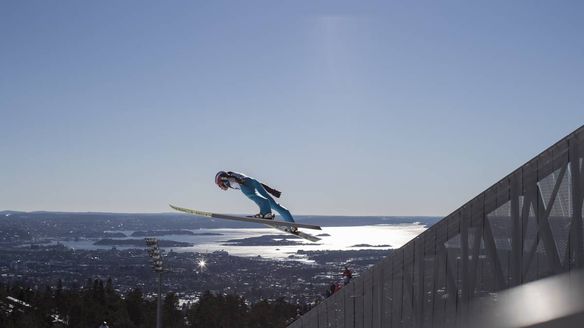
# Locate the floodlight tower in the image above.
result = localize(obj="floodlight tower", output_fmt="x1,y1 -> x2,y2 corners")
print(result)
145,238 -> 164,328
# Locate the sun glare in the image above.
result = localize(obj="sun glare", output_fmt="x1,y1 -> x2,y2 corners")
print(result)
198,259 -> 207,269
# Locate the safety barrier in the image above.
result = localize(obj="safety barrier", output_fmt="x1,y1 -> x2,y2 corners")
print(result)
289,125 -> 584,328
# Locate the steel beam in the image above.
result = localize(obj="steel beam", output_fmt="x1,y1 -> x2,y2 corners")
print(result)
536,163 -> 567,273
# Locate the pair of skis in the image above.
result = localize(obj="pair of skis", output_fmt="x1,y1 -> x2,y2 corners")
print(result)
169,204 -> 322,242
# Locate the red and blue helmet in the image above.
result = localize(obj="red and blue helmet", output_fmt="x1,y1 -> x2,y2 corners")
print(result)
215,171 -> 229,190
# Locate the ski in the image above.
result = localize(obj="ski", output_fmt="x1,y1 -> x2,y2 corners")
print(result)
272,225 -> 321,242
169,204 -> 322,231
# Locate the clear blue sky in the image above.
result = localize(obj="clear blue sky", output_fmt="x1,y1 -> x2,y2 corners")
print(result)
1,1 -> 583,216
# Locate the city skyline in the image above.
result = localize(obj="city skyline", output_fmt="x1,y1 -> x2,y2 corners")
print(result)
2,1 -> 584,216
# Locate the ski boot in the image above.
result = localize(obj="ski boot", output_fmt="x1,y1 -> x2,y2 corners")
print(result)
249,213 -> 275,220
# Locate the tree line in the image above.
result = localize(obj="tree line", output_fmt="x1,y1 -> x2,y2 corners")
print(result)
0,279 -> 306,328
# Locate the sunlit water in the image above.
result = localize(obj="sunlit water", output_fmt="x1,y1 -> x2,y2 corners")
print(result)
59,224 -> 427,261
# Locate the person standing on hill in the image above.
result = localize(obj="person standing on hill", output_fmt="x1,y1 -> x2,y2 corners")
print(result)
215,171 -> 297,232
342,266 -> 353,285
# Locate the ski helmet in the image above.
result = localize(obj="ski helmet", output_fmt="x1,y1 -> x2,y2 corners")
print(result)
215,171 -> 229,190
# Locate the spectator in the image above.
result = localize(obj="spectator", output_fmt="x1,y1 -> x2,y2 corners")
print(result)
342,266 -> 353,285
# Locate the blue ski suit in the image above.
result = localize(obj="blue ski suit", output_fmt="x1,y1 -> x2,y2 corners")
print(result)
227,172 -> 295,223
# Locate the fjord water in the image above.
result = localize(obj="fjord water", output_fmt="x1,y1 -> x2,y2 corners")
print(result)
60,223 -> 428,261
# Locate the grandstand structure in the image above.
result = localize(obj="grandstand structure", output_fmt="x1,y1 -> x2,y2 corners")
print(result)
289,125 -> 584,328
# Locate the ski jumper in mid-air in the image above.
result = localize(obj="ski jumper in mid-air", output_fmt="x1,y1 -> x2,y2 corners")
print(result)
215,171 -> 297,232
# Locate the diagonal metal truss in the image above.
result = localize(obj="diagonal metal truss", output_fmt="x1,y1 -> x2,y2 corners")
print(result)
289,125 -> 584,328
